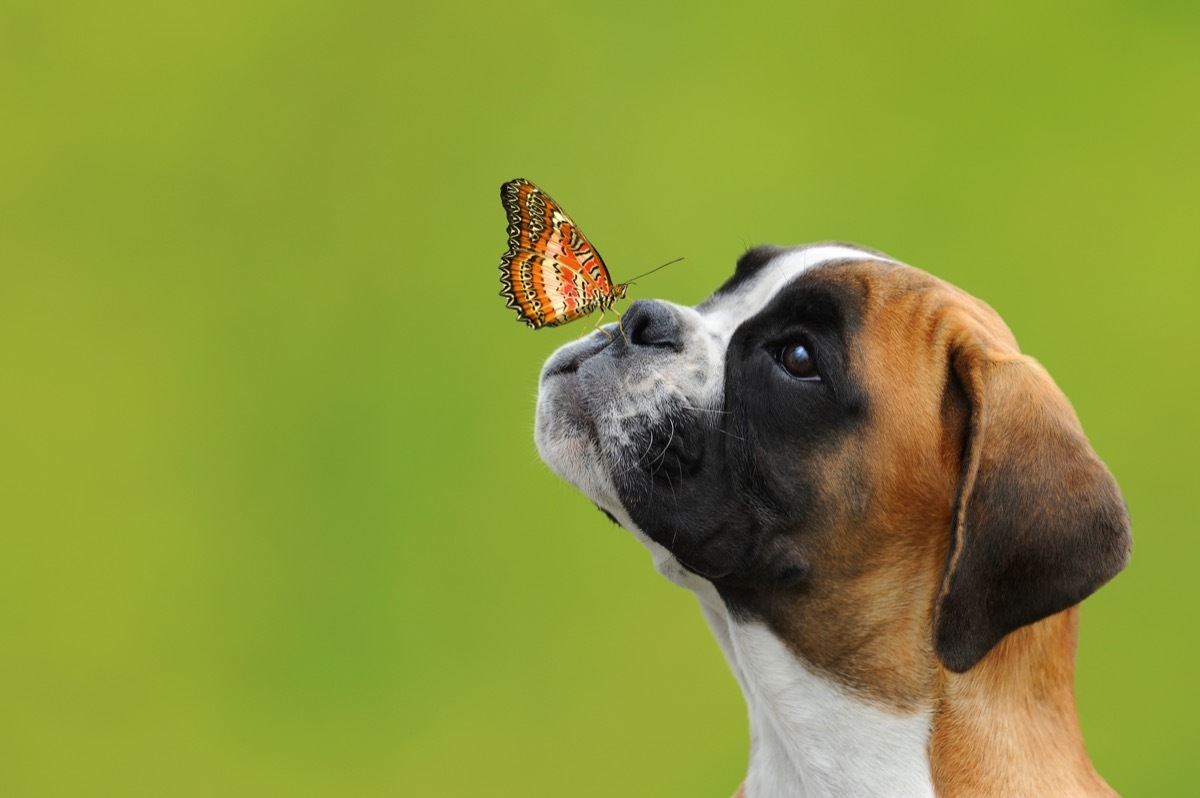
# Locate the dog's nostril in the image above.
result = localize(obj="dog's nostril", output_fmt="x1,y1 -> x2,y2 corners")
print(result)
624,299 -> 682,351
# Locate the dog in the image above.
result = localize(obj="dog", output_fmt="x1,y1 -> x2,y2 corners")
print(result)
533,243 -> 1131,797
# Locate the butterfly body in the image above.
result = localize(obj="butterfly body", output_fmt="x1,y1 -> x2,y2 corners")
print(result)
499,179 -> 627,329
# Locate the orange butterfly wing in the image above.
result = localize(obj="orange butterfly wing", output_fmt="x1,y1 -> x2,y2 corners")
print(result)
499,179 -> 622,328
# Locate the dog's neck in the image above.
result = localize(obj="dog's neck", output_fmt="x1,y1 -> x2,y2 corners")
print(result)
699,598 -> 935,798
928,609 -> 1114,797
696,591 -> 1108,797
641,532 -> 1107,797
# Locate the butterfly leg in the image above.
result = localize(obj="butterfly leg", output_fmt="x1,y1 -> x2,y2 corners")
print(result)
592,308 -> 615,342
580,309 -> 612,341
612,305 -> 629,345
590,306 -> 628,344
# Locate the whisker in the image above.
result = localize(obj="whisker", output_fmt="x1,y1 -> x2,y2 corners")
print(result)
648,417 -> 676,479
679,403 -> 730,416
674,402 -> 746,444
635,430 -> 657,467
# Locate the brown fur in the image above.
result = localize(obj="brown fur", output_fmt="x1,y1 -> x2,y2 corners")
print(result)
930,608 -> 1114,796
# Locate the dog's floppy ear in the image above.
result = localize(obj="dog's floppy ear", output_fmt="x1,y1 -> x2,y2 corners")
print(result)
933,332 -> 1132,673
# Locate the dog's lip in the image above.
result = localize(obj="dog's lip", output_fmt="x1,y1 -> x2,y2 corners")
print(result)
541,328 -> 617,380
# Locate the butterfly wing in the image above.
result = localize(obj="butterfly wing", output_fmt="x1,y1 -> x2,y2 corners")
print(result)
499,179 -> 618,328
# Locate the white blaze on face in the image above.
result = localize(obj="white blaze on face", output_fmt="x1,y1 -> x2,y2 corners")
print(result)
701,245 -> 894,342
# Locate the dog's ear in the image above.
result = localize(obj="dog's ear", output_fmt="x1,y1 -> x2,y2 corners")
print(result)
933,333 -> 1132,673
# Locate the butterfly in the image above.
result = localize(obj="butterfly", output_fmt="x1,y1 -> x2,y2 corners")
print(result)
498,178 -> 627,330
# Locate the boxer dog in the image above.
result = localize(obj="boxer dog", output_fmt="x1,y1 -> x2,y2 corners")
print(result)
534,244 -> 1131,797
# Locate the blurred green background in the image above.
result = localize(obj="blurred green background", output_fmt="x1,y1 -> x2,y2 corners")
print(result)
1,1 -> 1196,795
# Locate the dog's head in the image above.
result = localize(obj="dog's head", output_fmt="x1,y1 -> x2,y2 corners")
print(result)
535,243 -> 1130,693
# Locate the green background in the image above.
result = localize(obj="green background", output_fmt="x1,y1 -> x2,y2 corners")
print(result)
2,1 -> 1196,795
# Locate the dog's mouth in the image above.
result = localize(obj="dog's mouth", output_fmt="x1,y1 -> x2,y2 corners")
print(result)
597,505 -> 623,527
540,327 -> 618,380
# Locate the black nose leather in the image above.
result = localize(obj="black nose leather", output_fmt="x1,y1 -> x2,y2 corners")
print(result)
623,299 -> 682,351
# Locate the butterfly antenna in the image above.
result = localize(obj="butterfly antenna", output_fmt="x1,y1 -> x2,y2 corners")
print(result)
623,257 -> 684,285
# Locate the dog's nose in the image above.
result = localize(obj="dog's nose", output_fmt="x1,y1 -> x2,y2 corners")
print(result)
623,299 -> 682,351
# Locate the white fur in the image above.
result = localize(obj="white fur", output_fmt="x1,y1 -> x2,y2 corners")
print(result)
702,245 -> 895,341
536,244 -> 935,796
633,529 -> 936,797
731,624 -> 933,797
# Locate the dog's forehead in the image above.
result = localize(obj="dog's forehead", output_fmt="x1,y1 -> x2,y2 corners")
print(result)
697,244 -> 897,334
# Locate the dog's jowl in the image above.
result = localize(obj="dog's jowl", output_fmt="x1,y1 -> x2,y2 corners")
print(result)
534,243 -> 1131,798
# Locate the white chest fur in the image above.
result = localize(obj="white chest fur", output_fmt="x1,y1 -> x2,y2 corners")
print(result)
729,623 -> 934,798
642,538 -> 935,798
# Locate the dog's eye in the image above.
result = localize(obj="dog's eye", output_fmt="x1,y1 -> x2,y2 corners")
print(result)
778,342 -> 820,381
